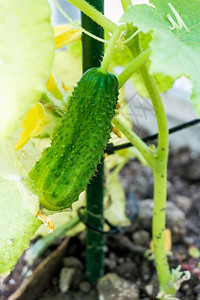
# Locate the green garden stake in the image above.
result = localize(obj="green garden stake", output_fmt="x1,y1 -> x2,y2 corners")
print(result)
81,0 -> 105,282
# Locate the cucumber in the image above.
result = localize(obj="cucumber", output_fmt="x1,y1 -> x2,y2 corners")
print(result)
29,67 -> 118,211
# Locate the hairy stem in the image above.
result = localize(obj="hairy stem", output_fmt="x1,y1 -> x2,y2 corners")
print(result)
139,65 -> 169,157
112,115 -> 155,168
100,25 -> 125,73
153,167 -> 171,291
117,48 -> 151,88
140,66 -> 171,290
66,0 -> 117,33
125,31 -> 171,292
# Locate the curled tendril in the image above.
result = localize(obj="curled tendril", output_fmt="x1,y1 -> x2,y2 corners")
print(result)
167,2 -> 190,32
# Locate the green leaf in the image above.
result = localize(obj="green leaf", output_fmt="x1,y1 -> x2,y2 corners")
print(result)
0,0 -> 54,140
104,175 -> 131,227
109,32 -> 174,97
130,70 -> 174,98
121,0 -> 200,113
0,137 -> 50,180
0,178 -> 41,275
188,246 -> 200,258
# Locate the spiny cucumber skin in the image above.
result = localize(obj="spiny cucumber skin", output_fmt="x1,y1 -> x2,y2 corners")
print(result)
29,68 -> 118,211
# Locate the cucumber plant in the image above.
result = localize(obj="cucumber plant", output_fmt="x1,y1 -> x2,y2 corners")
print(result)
1,0 -> 200,299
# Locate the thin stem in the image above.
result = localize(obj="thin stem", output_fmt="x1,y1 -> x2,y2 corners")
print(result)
117,48 -> 151,88
121,0 -> 132,11
29,216 -> 80,259
66,0 -> 117,33
112,115 -> 155,168
140,66 -> 171,291
153,168 -> 171,291
139,65 -> 169,157
123,29 -> 141,44
54,0 -> 109,44
140,69 -> 171,294
100,25 -> 125,73
126,35 -> 171,293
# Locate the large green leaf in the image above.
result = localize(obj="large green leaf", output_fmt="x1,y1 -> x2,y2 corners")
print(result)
0,0 -> 54,140
121,0 -> 200,113
104,174 -> 131,227
109,32 -> 174,97
0,178 -> 41,274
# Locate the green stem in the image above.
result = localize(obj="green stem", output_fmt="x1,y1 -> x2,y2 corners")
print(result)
153,167 -> 171,291
117,48 -> 151,88
139,65 -> 169,157
100,25 -> 125,73
125,35 -> 171,292
121,0 -> 132,11
66,0 -> 117,33
140,66 -> 171,291
112,115 -> 155,168
29,216 -> 80,259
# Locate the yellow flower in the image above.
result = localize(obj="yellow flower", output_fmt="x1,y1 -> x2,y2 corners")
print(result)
46,73 -> 63,100
15,25 -> 82,151
15,102 -> 46,150
54,24 -> 82,50
46,25 -> 82,99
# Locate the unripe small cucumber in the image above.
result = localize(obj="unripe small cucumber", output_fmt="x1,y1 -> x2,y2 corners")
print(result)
29,68 -> 118,211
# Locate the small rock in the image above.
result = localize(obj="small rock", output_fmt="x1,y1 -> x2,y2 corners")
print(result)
59,267 -> 75,293
146,274 -> 159,298
194,284 -> 200,294
63,256 -> 83,270
138,199 -> 185,242
116,261 -> 138,279
174,148 -> 200,181
141,261 -> 151,282
197,294 -> 200,300
63,257 -> 84,289
132,230 -> 150,247
145,284 -> 154,297
97,273 -> 139,300
175,195 -> 192,212
105,258 -> 117,270
79,281 -> 91,293
183,236 -> 194,245
118,257 -> 125,264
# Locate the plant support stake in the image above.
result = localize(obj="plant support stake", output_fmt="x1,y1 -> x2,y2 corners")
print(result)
81,0 -> 105,282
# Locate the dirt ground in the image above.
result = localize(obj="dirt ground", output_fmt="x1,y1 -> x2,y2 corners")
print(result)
1,147 -> 200,300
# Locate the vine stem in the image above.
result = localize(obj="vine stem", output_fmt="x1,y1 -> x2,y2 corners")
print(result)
112,115 -> 155,168
66,0 -> 117,33
54,0 -> 109,44
140,65 -> 171,291
121,0 -> 132,11
117,48 -> 151,88
100,25 -> 125,73
140,65 -> 169,157
28,216 -> 80,259
122,20 -> 171,292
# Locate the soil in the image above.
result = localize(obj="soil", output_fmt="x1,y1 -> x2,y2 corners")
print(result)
1,147 -> 200,300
